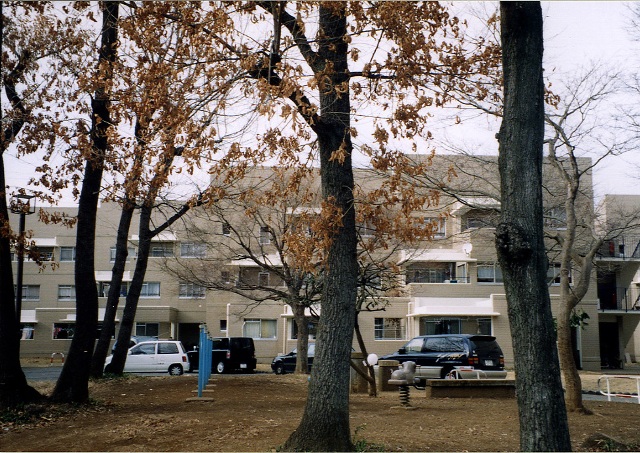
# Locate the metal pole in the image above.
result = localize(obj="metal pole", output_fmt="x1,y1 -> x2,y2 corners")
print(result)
15,210 -> 26,349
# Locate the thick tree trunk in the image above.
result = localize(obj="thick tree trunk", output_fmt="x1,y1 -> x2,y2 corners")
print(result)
293,303 -> 310,374
51,2 -> 119,403
0,3 -> 42,408
282,5 -> 357,451
497,3 -> 571,451
90,201 -> 134,377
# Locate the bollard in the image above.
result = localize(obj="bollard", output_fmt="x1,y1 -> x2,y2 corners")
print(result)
50,352 -> 65,366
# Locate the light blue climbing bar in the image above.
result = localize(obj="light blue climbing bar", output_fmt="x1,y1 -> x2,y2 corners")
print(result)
197,324 -> 213,398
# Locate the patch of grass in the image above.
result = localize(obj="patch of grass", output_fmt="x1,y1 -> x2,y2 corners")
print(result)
353,424 -> 387,452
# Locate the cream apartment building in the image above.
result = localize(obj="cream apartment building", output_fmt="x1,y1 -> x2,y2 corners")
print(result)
11,155 -> 633,372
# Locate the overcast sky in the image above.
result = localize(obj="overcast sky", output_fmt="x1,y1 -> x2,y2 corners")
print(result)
5,2 -> 640,205
543,1 -> 640,198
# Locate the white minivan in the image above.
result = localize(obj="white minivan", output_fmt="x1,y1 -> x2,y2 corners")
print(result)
104,340 -> 190,376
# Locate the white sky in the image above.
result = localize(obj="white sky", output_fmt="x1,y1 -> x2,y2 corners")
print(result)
543,1 -> 640,198
4,1 -> 640,205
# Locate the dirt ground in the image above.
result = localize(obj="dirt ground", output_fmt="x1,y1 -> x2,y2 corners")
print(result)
1,367 -> 640,452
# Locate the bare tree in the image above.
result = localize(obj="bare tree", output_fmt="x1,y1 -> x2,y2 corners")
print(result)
544,67 -> 640,413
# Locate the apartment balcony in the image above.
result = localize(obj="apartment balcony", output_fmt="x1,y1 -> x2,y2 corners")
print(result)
597,236 -> 640,261
598,286 -> 640,312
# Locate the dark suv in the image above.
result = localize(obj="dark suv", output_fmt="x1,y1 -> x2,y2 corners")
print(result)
188,337 -> 257,374
380,334 -> 506,385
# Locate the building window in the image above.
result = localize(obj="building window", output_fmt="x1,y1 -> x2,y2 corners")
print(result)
16,285 -> 40,301
29,246 -> 54,261
140,282 -> 161,298
477,318 -> 492,335
180,242 -> 206,258
423,318 -> 461,335
374,318 -> 406,340
243,318 -> 277,339
59,246 -> 76,262
416,217 -> 446,238
290,318 -> 319,340
20,323 -> 35,340
221,271 -> 231,284
150,243 -> 174,258
259,226 -> 271,245
406,263 -> 453,284
220,319 -> 227,332
135,322 -> 159,337
477,262 -> 503,284
544,206 -> 567,230
179,282 -> 206,299
258,272 -> 270,287
98,281 -> 129,297
464,209 -> 498,230
222,222 -> 231,236
58,285 -> 76,301
110,246 -> 136,262
53,323 -> 75,339
547,263 -> 571,285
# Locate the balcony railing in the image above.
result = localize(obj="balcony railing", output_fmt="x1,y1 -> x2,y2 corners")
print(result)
597,236 -> 640,260
599,286 -> 640,312
406,276 -> 471,284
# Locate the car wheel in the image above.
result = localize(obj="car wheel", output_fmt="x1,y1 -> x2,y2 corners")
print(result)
215,361 -> 226,374
274,363 -> 285,375
169,364 -> 183,376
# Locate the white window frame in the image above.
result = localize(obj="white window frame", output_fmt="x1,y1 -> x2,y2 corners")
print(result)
477,262 -> 503,284
140,282 -> 161,298
110,246 -> 136,262
58,285 -> 76,301
374,317 -> 406,340
59,246 -> 76,262
17,284 -> 40,301
150,243 -> 173,258
179,282 -> 206,299
180,242 -> 206,258
243,318 -> 277,339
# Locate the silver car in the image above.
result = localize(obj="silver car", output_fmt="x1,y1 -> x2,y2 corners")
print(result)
105,340 -> 190,376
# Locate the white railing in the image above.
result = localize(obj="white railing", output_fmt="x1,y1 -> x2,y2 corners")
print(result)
445,367 -> 487,379
597,375 -> 640,403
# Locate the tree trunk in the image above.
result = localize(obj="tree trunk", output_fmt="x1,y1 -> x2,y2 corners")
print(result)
51,2 -> 119,403
109,203 -> 153,374
0,2 -> 42,408
282,5 -> 357,451
497,3 -> 571,451
90,201 -> 134,377
557,297 -> 587,413
293,302 -> 310,374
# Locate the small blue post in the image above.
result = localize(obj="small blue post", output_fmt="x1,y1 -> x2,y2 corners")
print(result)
197,324 -> 213,397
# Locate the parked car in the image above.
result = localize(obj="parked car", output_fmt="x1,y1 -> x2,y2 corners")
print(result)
187,337 -> 256,374
271,343 -> 315,374
379,334 -> 506,386
104,340 -> 189,376
111,335 -> 158,353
